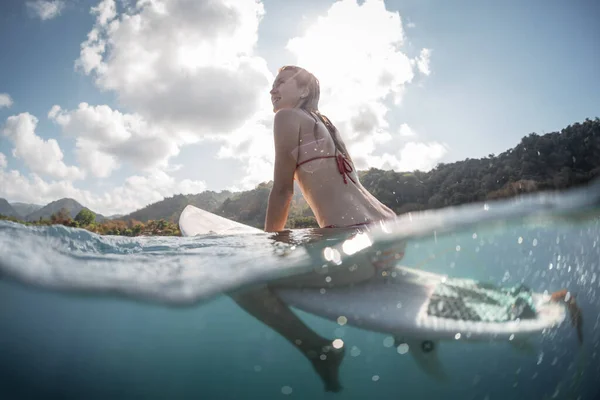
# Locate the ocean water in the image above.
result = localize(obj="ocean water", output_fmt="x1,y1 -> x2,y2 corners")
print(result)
1,181 -> 600,400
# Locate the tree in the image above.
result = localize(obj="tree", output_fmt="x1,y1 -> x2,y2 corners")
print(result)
75,208 -> 96,226
51,208 -> 72,224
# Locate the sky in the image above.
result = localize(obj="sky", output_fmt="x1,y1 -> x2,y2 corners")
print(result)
0,0 -> 598,215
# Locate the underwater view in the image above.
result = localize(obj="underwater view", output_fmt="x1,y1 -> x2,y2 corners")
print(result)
1,181 -> 599,400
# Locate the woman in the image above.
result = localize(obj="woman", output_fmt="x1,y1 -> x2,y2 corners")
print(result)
233,66 -> 400,392
264,66 -> 396,232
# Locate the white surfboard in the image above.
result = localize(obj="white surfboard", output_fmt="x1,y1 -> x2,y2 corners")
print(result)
178,205 -> 568,378
179,204 -> 263,236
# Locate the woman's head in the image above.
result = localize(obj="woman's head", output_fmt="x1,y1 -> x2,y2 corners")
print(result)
270,65 -> 352,163
270,66 -> 320,113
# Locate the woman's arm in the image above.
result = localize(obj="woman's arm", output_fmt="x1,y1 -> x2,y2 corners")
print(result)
264,109 -> 300,232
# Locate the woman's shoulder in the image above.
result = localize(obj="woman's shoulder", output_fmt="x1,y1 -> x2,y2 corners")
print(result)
273,109 -> 302,136
274,108 -> 314,125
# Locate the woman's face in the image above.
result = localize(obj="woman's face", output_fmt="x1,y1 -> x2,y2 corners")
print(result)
270,69 -> 305,113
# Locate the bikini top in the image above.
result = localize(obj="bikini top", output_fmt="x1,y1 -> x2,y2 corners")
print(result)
295,110 -> 356,185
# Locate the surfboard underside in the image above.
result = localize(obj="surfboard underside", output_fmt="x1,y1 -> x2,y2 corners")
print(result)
179,205 -> 566,341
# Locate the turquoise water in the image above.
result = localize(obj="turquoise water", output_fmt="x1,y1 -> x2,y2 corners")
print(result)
1,182 -> 599,399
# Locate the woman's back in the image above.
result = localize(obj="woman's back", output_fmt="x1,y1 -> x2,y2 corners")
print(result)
291,108 -> 396,228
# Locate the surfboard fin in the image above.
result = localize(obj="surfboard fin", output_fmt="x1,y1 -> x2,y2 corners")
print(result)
550,289 -> 583,345
396,338 -> 447,381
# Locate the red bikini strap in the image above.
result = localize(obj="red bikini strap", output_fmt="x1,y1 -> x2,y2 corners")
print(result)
296,155 -> 336,168
336,153 -> 356,184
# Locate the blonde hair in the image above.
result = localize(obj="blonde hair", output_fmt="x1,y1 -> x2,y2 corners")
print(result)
278,65 -> 353,163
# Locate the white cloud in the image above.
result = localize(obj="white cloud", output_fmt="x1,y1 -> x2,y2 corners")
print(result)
287,0 -> 414,123
2,113 -> 84,180
393,141 -> 448,171
0,153 -> 7,169
399,123 -> 416,137
350,132 -> 447,172
114,170 -> 207,210
0,93 -> 13,108
75,0 -> 272,136
415,48 -> 431,76
281,0 -> 432,170
26,0 -> 66,20
0,168 -> 206,216
49,103 -> 181,178
64,0 -> 435,194
217,0 -> 436,187
72,138 -> 119,178
216,110 -> 274,189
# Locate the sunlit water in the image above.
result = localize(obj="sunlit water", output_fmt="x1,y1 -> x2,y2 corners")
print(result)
1,181 -> 600,399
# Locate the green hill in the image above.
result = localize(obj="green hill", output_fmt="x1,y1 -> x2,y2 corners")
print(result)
119,191 -> 234,223
0,199 -> 19,218
3,117 -> 598,235
24,198 -> 105,222
112,117 -> 599,229
9,202 -> 42,217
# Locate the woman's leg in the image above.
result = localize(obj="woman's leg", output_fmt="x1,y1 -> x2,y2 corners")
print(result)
231,237 -> 407,391
271,235 -> 407,288
231,285 -> 345,392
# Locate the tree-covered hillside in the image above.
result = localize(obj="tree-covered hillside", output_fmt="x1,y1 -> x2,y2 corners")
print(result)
94,117 -> 600,231
1,118 -> 598,235
120,191 -> 233,223
188,117 -> 600,228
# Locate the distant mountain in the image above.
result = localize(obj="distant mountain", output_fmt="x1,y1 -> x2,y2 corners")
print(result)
0,198 -> 20,218
10,202 -> 43,217
24,198 -> 105,222
113,182 -> 313,228
119,191 -> 233,222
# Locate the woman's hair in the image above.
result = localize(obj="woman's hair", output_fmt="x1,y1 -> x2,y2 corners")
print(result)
278,65 -> 353,163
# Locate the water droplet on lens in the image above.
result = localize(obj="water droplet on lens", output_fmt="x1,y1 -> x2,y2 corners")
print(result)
281,386 -> 293,395
397,343 -> 409,354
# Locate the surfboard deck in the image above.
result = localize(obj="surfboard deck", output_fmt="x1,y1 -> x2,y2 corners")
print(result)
179,204 -> 263,236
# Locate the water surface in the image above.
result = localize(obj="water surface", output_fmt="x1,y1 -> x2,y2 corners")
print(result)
1,181 -> 599,399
